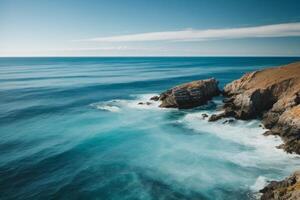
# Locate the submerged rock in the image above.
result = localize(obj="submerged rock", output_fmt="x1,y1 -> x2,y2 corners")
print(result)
220,62 -> 300,154
260,171 -> 300,200
208,113 -> 225,122
158,78 -> 220,109
202,113 -> 209,119
150,96 -> 159,101
138,102 -> 152,105
222,119 -> 235,124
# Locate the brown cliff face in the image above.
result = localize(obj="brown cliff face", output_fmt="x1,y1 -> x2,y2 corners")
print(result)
272,105 -> 300,153
218,62 -> 300,154
157,78 -> 220,109
260,171 -> 300,200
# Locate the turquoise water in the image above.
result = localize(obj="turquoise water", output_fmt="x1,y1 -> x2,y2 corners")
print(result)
1,57 -> 300,200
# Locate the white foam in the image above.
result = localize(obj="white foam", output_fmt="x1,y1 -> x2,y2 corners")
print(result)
95,105 -> 120,112
91,93 -> 166,112
90,95 -> 300,195
92,94 -> 300,169
123,94 -> 162,110
250,176 -> 268,191
181,111 -> 300,168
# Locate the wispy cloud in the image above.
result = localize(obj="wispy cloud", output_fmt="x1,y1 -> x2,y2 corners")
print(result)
79,22 -> 300,42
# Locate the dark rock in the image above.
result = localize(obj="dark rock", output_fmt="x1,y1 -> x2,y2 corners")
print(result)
208,109 -> 236,122
268,106 -> 300,154
150,96 -> 159,101
260,171 -> 300,200
208,113 -> 225,122
202,113 -> 209,119
262,111 -> 281,129
138,102 -> 152,105
158,78 -> 220,109
263,130 -> 273,136
222,119 -> 235,124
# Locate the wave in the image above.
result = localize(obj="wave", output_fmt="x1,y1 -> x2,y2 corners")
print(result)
90,93 -> 300,193
92,94 -> 300,166
249,176 -> 267,199
91,93 -> 163,112
180,111 -> 300,169
250,176 -> 268,191
94,105 -> 120,112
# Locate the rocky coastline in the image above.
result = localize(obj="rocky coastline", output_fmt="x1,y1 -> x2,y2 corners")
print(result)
259,171 -> 300,200
149,61 -> 300,199
212,62 -> 300,154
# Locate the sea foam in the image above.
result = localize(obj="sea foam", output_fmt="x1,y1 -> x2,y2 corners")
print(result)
181,111 -> 300,169
91,94 -> 300,193
94,105 -> 120,112
91,94 -> 163,112
250,176 -> 268,191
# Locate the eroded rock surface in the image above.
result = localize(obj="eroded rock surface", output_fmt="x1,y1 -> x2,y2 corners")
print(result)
216,62 -> 300,154
272,105 -> 300,153
260,171 -> 300,200
156,78 -> 220,109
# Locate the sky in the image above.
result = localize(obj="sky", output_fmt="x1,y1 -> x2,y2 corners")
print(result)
1,0 -> 300,56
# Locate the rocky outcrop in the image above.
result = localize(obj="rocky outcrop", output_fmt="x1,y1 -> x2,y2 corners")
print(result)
260,171 -> 300,200
155,78 -> 220,109
213,62 -> 300,154
270,105 -> 300,153
223,62 -> 300,119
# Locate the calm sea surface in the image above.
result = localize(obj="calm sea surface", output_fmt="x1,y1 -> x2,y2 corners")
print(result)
1,57 -> 300,200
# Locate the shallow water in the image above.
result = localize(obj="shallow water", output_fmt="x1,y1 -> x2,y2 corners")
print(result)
1,57 -> 300,200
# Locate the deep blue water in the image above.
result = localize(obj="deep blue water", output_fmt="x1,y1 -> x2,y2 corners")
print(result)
1,57 -> 300,200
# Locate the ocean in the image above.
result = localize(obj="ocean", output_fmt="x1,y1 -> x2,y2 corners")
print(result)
1,57 -> 300,200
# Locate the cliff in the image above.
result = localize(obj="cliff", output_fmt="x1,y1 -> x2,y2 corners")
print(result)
214,62 -> 300,154
149,62 -> 300,200
260,171 -> 300,200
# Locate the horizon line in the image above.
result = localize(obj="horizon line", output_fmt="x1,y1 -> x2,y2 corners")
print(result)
1,55 -> 300,58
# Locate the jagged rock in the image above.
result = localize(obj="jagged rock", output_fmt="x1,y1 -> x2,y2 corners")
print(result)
202,113 -> 209,119
222,62 -> 300,154
208,109 -> 236,122
260,171 -> 300,200
158,78 -> 220,109
222,119 -> 235,124
150,96 -> 159,101
223,62 -> 300,118
263,130 -> 274,136
208,113 -> 225,122
271,105 -> 300,153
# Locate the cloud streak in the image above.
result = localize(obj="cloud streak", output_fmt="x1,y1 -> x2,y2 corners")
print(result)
80,22 -> 300,42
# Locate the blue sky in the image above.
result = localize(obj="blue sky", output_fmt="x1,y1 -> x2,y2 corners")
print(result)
1,0 -> 300,56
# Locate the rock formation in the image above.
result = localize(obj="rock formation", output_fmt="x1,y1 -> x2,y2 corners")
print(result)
260,171 -> 300,200
152,62 -> 300,199
211,62 -> 300,154
271,105 -> 300,153
155,78 -> 220,109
